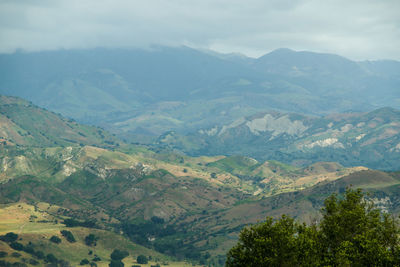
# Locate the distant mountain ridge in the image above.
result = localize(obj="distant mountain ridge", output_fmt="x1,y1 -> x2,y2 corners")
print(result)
0,46 -> 399,142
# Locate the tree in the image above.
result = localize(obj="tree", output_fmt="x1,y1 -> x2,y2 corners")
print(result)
109,260 -> 124,267
50,236 -> 61,244
226,188 -> 400,266
136,255 -> 148,264
110,249 -> 129,261
85,234 -> 98,246
319,188 -> 400,266
80,259 -> 90,265
61,230 -> 76,243
0,232 -> 18,243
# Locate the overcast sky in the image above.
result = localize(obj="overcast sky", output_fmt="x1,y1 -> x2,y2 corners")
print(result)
0,0 -> 399,60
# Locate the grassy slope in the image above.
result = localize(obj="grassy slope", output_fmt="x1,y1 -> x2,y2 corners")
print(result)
0,202 -> 196,266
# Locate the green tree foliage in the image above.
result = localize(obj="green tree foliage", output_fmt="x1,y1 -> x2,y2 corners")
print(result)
136,255 -> 148,264
80,259 -> 90,265
0,232 -> 18,243
84,234 -> 98,246
110,249 -> 129,261
226,188 -> 400,266
9,242 -> 24,251
60,230 -> 76,243
50,235 -> 62,244
46,253 -> 58,263
63,218 -> 96,228
109,260 -> 124,267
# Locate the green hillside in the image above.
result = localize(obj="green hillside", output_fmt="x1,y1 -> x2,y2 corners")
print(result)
0,202 -> 193,267
0,95 -> 120,148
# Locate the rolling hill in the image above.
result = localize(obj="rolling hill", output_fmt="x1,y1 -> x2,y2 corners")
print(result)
158,107 -> 400,170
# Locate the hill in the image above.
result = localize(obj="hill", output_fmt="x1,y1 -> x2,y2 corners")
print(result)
158,107 -> 400,170
0,202 -> 194,266
0,95 -> 120,148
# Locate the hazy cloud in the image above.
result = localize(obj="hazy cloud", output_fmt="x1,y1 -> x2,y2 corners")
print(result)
0,0 -> 399,60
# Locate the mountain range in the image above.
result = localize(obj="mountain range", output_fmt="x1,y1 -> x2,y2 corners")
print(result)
1,46 -> 399,142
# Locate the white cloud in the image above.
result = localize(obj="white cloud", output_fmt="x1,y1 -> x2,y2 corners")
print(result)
0,0 -> 399,60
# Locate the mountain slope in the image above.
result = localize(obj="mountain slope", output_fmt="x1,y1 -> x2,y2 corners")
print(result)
159,107 -> 400,170
0,95 -> 120,148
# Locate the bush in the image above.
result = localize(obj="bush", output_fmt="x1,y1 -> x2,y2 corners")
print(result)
63,219 -> 96,228
29,259 -> 39,265
0,232 -> 18,243
60,230 -> 76,243
9,242 -> 24,251
11,252 -> 21,258
50,236 -> 61,244
92,255 -> 101,261
84,234 -> 98,246
46,253 -> 58,263
109,260 -> 124,267
136,255 -> 148,264
34,250 -> 45,259
80,259 -> 90,265
110,249 -> 129,261
0,252 -> 6,258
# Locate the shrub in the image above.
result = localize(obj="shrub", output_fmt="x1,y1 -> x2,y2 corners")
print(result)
80,259 -> 90,265
11,252 -> 21,257
50,236 -> 61,244
46,253 -> 58,263
9,242 -> 24,251
60,230 -> 76,243
136,255 -> 148,264
29,259 -> 39,265
34,250 -> 45,259
110,249 -> 129,261
109,260 -> 124,267
92,255 -> 101,261
0,232 -> 18,243
84,234 -> 98,246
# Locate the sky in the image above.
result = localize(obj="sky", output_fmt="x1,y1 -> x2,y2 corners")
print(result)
0,0 -> 399,60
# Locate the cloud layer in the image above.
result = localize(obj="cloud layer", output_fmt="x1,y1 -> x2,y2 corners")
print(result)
0,0 -> 399,60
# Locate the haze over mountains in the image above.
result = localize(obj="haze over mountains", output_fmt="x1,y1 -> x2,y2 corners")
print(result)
1,46 -> 399,137
1,46 -> 399,170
